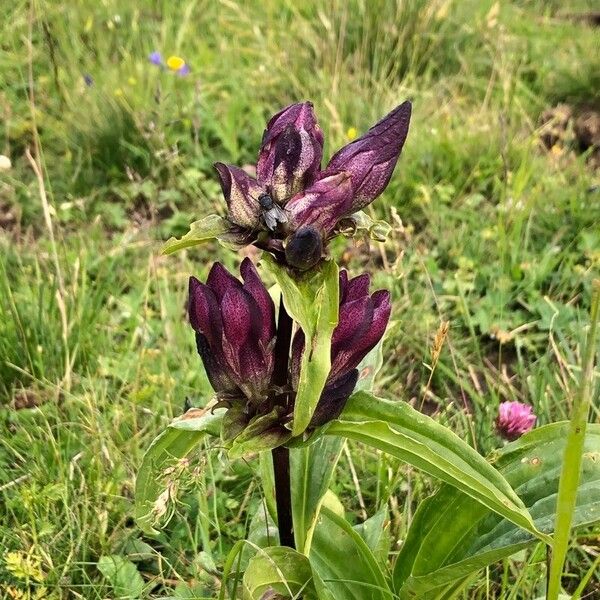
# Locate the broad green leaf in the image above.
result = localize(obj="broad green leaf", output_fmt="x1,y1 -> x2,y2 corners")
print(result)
243,546 -> 318,599
262,255 -> 339,436
97,555 -> 144,599
394,423 -> 600,598
324,392 -> 542,542
291,436 -> 344,554
353,507 -> 391,568
161,214 -> 232,254
310,507 -> 393,600
135,407 -> 224,535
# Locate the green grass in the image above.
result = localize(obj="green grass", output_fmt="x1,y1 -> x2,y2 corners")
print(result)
1,0 -> 599,597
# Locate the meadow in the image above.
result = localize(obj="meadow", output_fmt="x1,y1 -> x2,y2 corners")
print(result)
0,0 -> 599,598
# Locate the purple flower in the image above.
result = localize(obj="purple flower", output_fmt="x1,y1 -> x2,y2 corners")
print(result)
83,74 -> 94,87
325,101 -> 412,211
212,100 -> 411,271
497,401 -> 536,441
256,102 -> 324,203
188,258 -> 276,403
149,51 -> 163,66
177,63 -> 191,76
291,270 -> 392,427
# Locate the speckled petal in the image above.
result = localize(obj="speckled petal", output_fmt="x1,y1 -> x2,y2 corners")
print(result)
326,101 -> 411,211
214,162 -> 263,229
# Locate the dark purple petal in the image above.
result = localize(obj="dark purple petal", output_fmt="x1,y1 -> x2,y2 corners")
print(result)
309,369 -> 359,428
257,102 -> 323,203
214,163 -> 263,229
206,262 -> 242,302
240,257 -> 276,342
188,276 -> 222,345
286,172 -> 354,235
221,288 -> 254,352
195,332 -> 239,394
330,290 -> 391,381
326,101 -> 411,211
340,271 -> 370,303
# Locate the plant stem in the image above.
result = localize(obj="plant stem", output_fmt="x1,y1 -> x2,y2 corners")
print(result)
271,296 -> 295,548
547,280 -> 600,600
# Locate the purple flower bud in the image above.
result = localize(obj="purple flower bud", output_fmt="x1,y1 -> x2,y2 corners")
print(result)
149,51 -> 163,66
291,270 -> 391,426
214,163 -> 263,230
284,226 -> 323,271
286,172 -> 354,236
188,259 -> 276,401
83,74 -> 94,87
326,101 -> 411,211
257,102 -> 324,204
497,401 -> 536,441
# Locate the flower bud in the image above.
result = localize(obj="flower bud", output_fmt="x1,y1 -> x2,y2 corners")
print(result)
286,172 -> 354,236
326,101 -> 412,211
284,226 -> 323,271
188,259 -> 276,401
257,102 -> 324,204
497,401 -> 536,441
214,163 -> 263,230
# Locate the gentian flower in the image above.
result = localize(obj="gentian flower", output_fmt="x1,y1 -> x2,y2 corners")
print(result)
291,270 -> 391,427
496,401 -> 536,441
212,100 -> 411,271
188,258 -> 276,404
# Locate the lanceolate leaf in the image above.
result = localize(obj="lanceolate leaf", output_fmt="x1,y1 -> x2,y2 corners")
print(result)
393,423 -> 600,598
310,507 -> 393,600
291,436 -> 344,554
324,392 -> 542,541
161,214 -> 235,254
135,407 -> 224,535
262,255 -> 339,436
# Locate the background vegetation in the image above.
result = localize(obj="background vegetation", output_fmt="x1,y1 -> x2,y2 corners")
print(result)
0,0 -> 598,597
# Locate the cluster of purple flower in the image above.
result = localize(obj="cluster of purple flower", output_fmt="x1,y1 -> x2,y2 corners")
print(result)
186,100 -> 538,440
188,101 -> 408,434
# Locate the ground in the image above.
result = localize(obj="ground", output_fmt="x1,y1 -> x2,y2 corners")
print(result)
0,0 -> 599,598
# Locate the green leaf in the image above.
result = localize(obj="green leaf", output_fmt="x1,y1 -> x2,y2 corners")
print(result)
353,507 -> 391,568
291,437 -> 344,554
324,392 -> 542,542
161,214 -> 232,254
310,507 -> 393,600
243,546 -> 318,599
97,555 -> 144,599
135,407 -> 224,535
393,423 -> 600,598
262,256 -> 339,436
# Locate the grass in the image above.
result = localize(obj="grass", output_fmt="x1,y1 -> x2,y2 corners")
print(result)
0,0 -> 599,597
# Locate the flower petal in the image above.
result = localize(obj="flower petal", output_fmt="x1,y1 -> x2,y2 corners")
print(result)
286,172 -> 354,234
326,100 -> 411,211
214,163 -> 263,229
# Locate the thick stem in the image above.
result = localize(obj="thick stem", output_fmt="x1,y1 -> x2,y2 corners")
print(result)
271,296 -> 295,548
